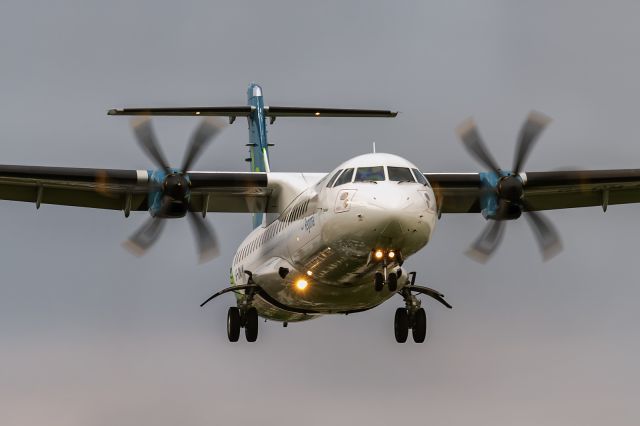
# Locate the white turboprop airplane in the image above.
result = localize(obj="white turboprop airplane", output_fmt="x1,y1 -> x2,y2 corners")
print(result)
3,83 -> 640,343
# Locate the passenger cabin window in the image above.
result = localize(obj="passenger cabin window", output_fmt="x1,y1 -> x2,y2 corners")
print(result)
333,168 -> 354,186
411,168 -> 429,186
387,166 -> 415,182
326,169 -> 343,187
354,166 -> 385,182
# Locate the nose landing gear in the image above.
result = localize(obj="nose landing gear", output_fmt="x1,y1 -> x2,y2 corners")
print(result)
371,250 -> 401,292
373,262 -> 399,292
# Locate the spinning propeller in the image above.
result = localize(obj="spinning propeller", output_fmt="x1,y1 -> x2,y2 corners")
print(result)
456,111 -> 562,262
123,117 -> 225,263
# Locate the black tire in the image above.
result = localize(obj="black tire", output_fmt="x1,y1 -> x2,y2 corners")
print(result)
394,308 -> 409,343
244,307 -> 259,342
227,307 -> 241,342
388,272 -> 398,292
412,308 -> 427,343
374,272 -> 384,292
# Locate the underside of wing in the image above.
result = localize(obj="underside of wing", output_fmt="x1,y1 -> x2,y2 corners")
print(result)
523,169 -> 640,211
0,165 -> 272,214
426,169 -> 640,214
0,165 -> 149,211
425,173 -> 481,213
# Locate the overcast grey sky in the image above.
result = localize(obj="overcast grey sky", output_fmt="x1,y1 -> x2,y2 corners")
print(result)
1,1 -> 640,425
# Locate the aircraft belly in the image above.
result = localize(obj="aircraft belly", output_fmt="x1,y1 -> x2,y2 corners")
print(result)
255,269 -> 410,319
249,252 -> 411,322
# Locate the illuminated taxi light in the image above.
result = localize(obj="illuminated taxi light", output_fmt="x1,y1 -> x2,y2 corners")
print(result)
374,250 -> 384,260
306,270 -> 313,276
295,279 -> 309,290
314,112 -> 321,116
388,251 -> 396,259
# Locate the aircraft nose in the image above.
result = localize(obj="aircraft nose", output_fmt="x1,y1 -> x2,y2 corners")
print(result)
352,186 -> 434,245
322,185 -> 436,256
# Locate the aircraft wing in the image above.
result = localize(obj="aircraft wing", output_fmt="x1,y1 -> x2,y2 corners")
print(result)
426,170 -> 640,213
0,165 -> 270,214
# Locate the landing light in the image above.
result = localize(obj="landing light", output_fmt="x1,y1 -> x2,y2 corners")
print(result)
295,278 -> 309,291
306,270 -> 313,276
374,250 -> 384,260
388,251 -> 396,259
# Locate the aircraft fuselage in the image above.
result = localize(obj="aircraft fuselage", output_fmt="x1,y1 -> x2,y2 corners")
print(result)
231,153 -> 437,322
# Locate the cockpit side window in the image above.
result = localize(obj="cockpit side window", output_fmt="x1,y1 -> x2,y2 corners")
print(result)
326,169 -> 343,187
411,168 -> 429,186
333,168 -> 354,186
387,166 -> 415,182
354,166 -> 385,182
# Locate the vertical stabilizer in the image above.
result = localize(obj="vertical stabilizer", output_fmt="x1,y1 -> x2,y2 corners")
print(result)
246,83 -> 271,228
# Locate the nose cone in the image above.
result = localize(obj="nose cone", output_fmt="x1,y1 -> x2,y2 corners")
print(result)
323,183 -> 437,256
365,188 -> 430,242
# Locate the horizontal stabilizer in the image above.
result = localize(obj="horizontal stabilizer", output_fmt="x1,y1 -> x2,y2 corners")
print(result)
107,106 -> 397,118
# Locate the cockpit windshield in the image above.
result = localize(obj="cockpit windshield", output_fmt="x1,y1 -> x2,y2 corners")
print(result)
411,168 -> 429,186
387,166 -> 415,182
354,166 -> 385,182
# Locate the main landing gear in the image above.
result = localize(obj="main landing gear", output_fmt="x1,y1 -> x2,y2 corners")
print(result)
392,272 -> 453,343
227,273 -> 260,342
227,306 -> 259,342
200,271 -> 261,343
394,298 -> 427,343
395,276 -> 426,343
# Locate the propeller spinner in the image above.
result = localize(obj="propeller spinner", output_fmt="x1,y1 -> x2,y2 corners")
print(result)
456,111 -> 562,262
123,117 -> 225,263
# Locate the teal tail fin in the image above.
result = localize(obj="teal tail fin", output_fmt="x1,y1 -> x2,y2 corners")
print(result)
246,83 -> 271,228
